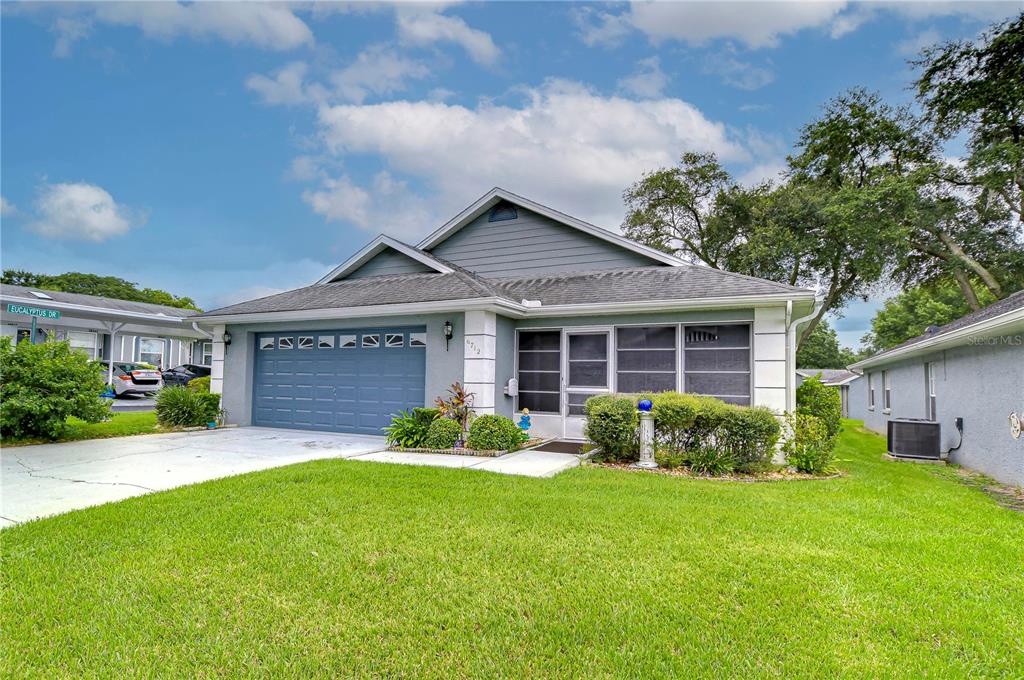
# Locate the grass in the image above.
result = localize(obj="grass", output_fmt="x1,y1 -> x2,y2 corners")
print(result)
2,421 -> 1022,677
0,411 -> 163,446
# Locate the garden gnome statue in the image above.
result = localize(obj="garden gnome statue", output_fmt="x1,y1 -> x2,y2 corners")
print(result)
633,399 -> 657,468
517,408 -> 531,442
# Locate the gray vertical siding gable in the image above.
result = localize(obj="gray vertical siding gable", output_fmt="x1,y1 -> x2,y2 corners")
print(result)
427,206 -> 664,276
344,248 -> 435,279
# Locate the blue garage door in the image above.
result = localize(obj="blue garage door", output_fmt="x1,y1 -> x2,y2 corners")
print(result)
253,327 -> 426,435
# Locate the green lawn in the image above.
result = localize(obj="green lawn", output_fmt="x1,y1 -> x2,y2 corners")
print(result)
2,422 -> 1021,677
1,411 -> 162,446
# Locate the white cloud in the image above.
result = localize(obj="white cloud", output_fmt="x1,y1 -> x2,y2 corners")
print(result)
311,79 -> 756,234
51,16 -> 92,58
247,47 -> 430,107
0,196 -> 17,217
703,52 -> 775,90
208,258 -> 333,308
29,182 -> 143,242
246,61 -> 313,107
577,1 -> 1024,49
896,28 -> 943,56
396,8 -> 500,65
580,1 -> 847,49
31,2 -> 313,55
618,57 -> 669,98
330,45 -> 431,104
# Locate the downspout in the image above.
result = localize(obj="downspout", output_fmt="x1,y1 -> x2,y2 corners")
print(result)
787,299 -> 823,414
192,322 -> 213,339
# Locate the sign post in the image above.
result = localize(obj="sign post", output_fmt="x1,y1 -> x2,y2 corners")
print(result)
6,304 -> 62,344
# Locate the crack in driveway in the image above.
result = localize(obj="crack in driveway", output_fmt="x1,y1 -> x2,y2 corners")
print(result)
14,456 -> 156,493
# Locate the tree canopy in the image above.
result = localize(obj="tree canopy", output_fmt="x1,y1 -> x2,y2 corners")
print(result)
861,281 -> 995,353
795,321 -> 859,369
1,271 -> 200,311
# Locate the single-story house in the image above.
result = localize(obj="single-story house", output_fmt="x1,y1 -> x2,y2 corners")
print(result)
796,368 -> 858,417
0,283 -> 211,370
847,290 -> 1024,487
194,188 -> 818,440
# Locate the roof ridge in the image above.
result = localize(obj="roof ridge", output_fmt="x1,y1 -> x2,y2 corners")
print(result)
0,282 -> 197,316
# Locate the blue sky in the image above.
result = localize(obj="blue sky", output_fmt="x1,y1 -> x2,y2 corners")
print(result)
2,1 -> 1020,346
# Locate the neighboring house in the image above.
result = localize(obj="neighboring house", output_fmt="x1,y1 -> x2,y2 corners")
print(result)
0,284 -> 211,370
195,188 -> 817,440
847,290 -> 1024,487
796,368 -> 858,417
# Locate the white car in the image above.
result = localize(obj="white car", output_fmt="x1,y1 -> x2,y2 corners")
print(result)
96,361 -> 164,397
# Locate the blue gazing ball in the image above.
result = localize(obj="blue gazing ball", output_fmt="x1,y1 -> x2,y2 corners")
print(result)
638,399 -> 653,412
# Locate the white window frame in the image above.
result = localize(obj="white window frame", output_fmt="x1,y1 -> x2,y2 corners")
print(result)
139,337 -> 165,368
868,373 -> 875,410
318,335 -> 335,349
339,334 -> 357,348
201,341 -> 213,365
564,327 -> 613,418
298,335 -> 314,349
681,323 -> 752,405
68,330 -> 99,360
882,370 -> 891,413
259,337 -> 275,350
385,333 -> 404,348
361,333 -> 380,348
926,362 -> 937,421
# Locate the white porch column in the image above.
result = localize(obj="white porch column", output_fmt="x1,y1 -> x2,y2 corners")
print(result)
463,310 -> 496,416
753,306 -> 788,415
210,324 -> 226,396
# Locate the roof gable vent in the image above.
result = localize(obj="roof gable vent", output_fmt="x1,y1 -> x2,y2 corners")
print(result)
488,201 -> 518,222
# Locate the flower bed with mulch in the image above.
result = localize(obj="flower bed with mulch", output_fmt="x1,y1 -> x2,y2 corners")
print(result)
388,437 -> 547,458
597,462 -> 841,482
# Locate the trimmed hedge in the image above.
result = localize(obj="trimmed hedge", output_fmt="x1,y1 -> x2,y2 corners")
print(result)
155,387 -> 221,427
583,395 -> 638,461
585,391 -> 781,473
467,414 -> 521,451
424,417 -> 462,449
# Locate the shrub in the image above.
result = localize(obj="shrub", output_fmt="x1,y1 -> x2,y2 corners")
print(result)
686,446 -> 737,476
0,338 -> 111,440
717,405 -> 782,473
155,387 -> 221,427
424,417 -> 462,449
650,392 -> 698,451
383,409 -> 430,448
654,448 -> 687,470
796,376 -> 842,441
687,396 -> 730,450
187,375 -> 211,392
434,382 -> 475,431
783,413 -> 835,474
583,395 -> 638,461
412,407 -> 439,429
467,414 -> 522,451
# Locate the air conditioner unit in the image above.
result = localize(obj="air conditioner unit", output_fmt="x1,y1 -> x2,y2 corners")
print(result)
887,418 -> 941,460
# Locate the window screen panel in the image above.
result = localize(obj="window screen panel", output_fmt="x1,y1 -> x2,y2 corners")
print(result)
567,392 -> 591,416
684,348 -> 750,372
684,324 -> 749,348
569,361 -> 607,387
519,391 -> 560,413
518,330 -> 561,413
616,326 -> 676,349
616,349 -> 676,372
618,372 -> 676,394
685,373 -> 752,397
518,371 -> 560,392
569,334 -> 607,360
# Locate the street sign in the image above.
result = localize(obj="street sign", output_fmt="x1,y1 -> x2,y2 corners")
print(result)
6,303 -> 61,320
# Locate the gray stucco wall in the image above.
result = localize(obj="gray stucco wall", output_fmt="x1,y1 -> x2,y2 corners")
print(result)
427,205 -> 661,277
345,249 -> 434,279
220,313 -> 464,426
848,337 -> 1024,487
494,314 -> 516,418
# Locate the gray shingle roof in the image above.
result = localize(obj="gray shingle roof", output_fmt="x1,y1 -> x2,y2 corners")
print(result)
0,284 -> 198,318
197,264 -> 812,318
796,368 -> 858,385
856,288 -> 1024,365
491,265 -> 809,306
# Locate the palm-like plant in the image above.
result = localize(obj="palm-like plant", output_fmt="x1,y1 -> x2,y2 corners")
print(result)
434,382 -> 475,432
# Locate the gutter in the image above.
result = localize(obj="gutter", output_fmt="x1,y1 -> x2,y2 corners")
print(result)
787,298 -> 823,414
848,306 -> 1024,371
193,291 -> 816,325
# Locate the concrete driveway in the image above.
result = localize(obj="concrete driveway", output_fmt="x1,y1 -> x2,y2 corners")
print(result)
1,427 -> 386,527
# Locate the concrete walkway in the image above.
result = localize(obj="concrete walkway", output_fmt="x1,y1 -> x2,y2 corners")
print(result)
2,427 -> 580,527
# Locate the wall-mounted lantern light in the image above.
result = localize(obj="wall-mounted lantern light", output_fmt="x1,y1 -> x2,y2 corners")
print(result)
443,320 -> 453,350
222,331 -> 232,347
